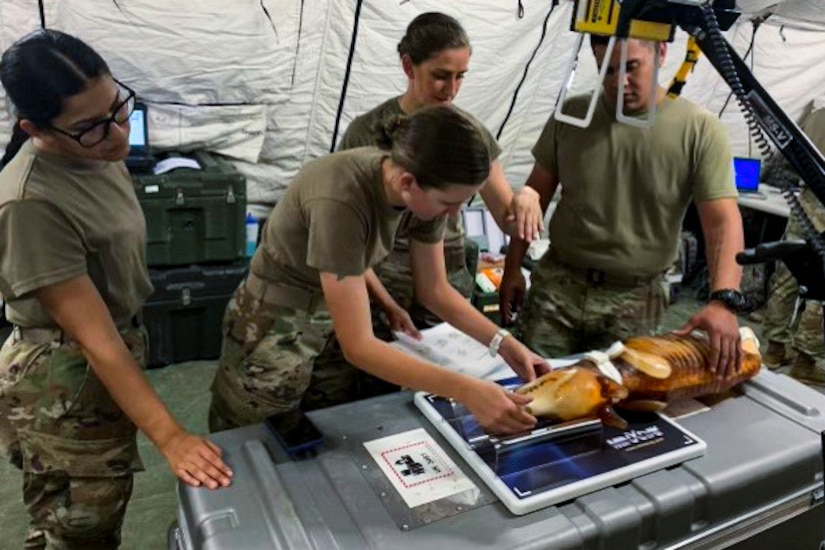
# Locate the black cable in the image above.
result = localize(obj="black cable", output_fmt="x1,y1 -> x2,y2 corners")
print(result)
260,0 -> 279,37
38,0 -> 46,28
702,4 -> 825,257
717,21 -> 759,119
494,0 -> 558,141
460,1 -> 556,208
749,33 -> 754,159
290,0 -> 305,87
330,0 -> 364,152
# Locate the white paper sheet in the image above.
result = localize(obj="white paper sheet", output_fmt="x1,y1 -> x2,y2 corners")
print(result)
391,323 -> 577,381
152,157 -> 202,175
392,323 -> 508,379
364,428 -> 476,508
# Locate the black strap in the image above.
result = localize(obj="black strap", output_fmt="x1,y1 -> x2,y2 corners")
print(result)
821,429 -> 825,528
717,19 -> 760,119
330,0 -> 364,152
38,0 -> 46,28
290,0 -> 306,87
463,1 -> 558,208
495,0 -> 558,141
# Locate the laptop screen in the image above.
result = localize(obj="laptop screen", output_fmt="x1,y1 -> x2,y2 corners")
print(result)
733,157 -> 760,192
128,104 -> 148,150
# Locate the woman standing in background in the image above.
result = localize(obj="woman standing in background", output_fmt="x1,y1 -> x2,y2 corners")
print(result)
339,12 -> 543,332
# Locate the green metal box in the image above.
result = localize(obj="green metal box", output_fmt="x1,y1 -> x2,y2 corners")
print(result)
132,152 -> 246,266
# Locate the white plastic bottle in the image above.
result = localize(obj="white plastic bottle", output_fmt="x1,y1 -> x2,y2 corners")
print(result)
245,212 -> 259,257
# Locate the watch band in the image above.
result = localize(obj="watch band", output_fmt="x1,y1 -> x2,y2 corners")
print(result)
489,328 -> 511,357
709,288 -> 744,312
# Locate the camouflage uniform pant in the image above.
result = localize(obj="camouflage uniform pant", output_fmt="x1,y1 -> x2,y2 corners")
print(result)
209,279 -> 381,433
0,327 -> 147,549
517,256 -> 669,358
762,188 -> 825,358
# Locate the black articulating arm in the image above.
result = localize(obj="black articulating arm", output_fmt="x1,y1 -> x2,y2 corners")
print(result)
644,1 -> 825,299
576,0 -> 825,298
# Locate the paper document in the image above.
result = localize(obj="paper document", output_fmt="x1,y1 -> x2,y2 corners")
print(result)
392,323 -> 508,379
391,323 -> 576,380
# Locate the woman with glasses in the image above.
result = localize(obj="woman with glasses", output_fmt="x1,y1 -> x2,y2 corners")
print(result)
0,30 -> 232,548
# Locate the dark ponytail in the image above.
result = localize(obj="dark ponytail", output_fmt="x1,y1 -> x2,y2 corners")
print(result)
1,29 -> 110,167
374,115 -> 410,151
397,12 -> 471,65
1,122 -> 30,168
375,106 -> 489,190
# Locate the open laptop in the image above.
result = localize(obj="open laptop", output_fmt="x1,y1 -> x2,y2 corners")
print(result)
733,157 -> 761,194
125,101 -> 154,173
463,206 -> 510,254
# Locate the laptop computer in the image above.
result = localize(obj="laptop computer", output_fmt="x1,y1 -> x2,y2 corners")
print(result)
733,157 -> 761,194
125,101 -> 154,173
463,206 -> 510,254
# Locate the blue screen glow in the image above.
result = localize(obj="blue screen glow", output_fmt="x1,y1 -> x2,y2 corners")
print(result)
733,157 -> 760,191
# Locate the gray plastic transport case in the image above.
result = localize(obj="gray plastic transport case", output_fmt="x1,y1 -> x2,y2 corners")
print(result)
169,370 -> 825,549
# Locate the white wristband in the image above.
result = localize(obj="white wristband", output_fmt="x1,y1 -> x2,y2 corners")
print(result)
489,328 -> 511,357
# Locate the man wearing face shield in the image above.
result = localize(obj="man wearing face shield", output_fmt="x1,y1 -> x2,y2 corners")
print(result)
501,35 -> 745,380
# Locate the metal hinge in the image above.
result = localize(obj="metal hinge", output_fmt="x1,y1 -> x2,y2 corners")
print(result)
226,186 -> 236,204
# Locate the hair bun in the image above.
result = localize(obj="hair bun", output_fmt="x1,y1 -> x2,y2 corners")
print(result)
373,114 -> 410,150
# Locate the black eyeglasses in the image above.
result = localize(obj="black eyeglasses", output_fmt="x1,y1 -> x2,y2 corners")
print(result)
49,78 -> 137,148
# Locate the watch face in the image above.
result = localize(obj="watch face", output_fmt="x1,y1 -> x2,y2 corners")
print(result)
712,289 -> 745,311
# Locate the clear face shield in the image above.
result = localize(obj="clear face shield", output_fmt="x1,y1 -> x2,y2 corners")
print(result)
554,34 -> 661,129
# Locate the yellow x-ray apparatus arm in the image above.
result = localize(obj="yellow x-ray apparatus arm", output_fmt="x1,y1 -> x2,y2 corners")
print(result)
667,36 -> 701,99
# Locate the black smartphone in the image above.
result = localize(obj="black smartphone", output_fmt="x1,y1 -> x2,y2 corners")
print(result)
264,411 -> 324,455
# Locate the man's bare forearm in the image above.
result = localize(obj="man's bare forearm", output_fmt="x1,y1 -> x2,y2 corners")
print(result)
700,200 -> 744,291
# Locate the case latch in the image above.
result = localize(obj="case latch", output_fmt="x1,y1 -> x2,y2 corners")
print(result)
181,287 -> 191,307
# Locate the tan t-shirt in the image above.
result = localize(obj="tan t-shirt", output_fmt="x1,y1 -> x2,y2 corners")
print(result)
0,140 -> 153,327
794,108 -> 825,228
339,97 -> 502,253
251,147 -> 446,290
533,94 -> 737,277
803,108 -> 825,152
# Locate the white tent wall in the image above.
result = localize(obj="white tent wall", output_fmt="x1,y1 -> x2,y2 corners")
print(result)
0,1 -> 823,206
680,15 -> 825,158
341,1 -> 583,193
0,0 -> 41,147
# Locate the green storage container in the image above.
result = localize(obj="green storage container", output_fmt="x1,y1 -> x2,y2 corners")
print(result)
143,262 -> 247,368
133,151 -> 246,266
